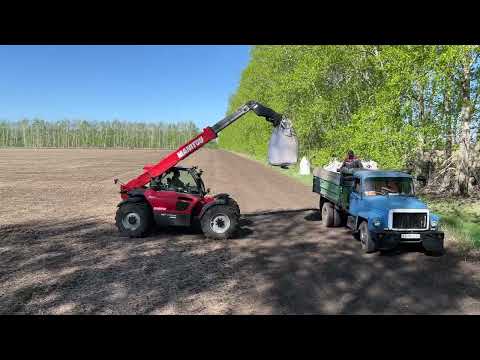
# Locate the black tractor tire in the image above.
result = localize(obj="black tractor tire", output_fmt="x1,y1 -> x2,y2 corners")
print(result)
228,198 -> 241,216
201,204 -> 239,240
359,221 -> 376,253
321,202 -> 334,227
115,201 -> 153,238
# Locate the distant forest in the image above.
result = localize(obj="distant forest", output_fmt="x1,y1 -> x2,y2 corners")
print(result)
0,119 -> 199,149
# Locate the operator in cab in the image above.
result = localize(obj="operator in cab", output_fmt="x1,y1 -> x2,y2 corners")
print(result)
384,180 -> 400,194
338,150 -> 363,173
168,169 -> 186,190
171,169 -> 185,188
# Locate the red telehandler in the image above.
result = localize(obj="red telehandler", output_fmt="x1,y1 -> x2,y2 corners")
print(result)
114,101 -> 297,239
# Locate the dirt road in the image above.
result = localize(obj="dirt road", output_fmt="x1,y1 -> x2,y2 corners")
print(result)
1,149 -> 480,314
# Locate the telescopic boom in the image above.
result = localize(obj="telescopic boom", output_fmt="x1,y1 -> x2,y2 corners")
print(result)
118,101 -> 284,193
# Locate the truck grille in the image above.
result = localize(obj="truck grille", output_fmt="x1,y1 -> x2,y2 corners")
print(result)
392,212 -> 428,230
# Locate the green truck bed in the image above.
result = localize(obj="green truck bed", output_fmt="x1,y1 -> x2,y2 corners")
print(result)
312,168 -> 354,210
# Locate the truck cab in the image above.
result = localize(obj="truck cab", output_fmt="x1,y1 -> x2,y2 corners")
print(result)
313,168 -> 444,254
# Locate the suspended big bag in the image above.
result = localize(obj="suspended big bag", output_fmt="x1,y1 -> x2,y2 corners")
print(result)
268,117 -> 298,167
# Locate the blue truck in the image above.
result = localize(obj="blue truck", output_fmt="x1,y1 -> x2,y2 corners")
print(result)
312,168 -> 444,254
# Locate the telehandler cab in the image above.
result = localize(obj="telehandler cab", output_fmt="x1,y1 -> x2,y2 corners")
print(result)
114,101 -> 298,239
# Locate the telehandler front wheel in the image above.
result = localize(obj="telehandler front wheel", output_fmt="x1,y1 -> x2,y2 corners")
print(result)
229,198 -> 241,216
115,202 -> 153,238
201,204 -> 239,240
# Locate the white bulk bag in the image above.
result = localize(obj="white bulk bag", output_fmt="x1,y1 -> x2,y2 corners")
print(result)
268,117 -> 298,167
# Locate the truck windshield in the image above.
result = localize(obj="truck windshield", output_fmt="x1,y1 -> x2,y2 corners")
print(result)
364,177 -> 414,196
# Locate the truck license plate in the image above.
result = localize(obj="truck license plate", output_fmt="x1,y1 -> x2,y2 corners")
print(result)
401,233 -> 421,239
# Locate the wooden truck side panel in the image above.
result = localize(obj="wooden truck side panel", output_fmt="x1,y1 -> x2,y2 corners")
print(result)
313,168 -> 354,211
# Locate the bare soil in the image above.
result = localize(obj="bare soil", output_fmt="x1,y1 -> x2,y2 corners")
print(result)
1,148 -> 480,314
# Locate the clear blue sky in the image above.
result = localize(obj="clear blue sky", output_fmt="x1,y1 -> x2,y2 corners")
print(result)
0,45 -> 251,129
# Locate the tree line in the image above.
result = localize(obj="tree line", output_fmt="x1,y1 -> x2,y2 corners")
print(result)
0,119 -> 199,149
219,45 -> 480,195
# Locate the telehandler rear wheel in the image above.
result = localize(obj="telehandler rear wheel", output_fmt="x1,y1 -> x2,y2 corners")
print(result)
201,204 -> 239,240
115,202 -> 153,238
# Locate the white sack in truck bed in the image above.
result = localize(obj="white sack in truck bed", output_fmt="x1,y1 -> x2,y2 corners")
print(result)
315,159 -> 379,175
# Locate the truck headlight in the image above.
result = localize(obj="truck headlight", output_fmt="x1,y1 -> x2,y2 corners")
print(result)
430,215 -> 441,230
372,218 -> 382,227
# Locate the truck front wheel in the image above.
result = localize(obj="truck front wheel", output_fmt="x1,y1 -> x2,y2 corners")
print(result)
321,202 -> 334,227
359,221 -> 376,253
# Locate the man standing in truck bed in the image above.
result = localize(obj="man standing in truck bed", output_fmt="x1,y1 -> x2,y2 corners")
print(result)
338,150 -> 363,172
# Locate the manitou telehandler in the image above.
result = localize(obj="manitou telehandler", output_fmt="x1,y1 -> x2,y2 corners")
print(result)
114,101 -> 298,239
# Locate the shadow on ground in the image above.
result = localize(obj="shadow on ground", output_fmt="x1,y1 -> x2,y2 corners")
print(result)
1,210 -> 479,314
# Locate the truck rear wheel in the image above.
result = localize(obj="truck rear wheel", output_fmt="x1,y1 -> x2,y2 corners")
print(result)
319,197 -> 324,219
359,221 -> 376,253
333,208 -> 344,227
321,202 -> 334,227
201,204 -> 238,240
115,202 -> 153,238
